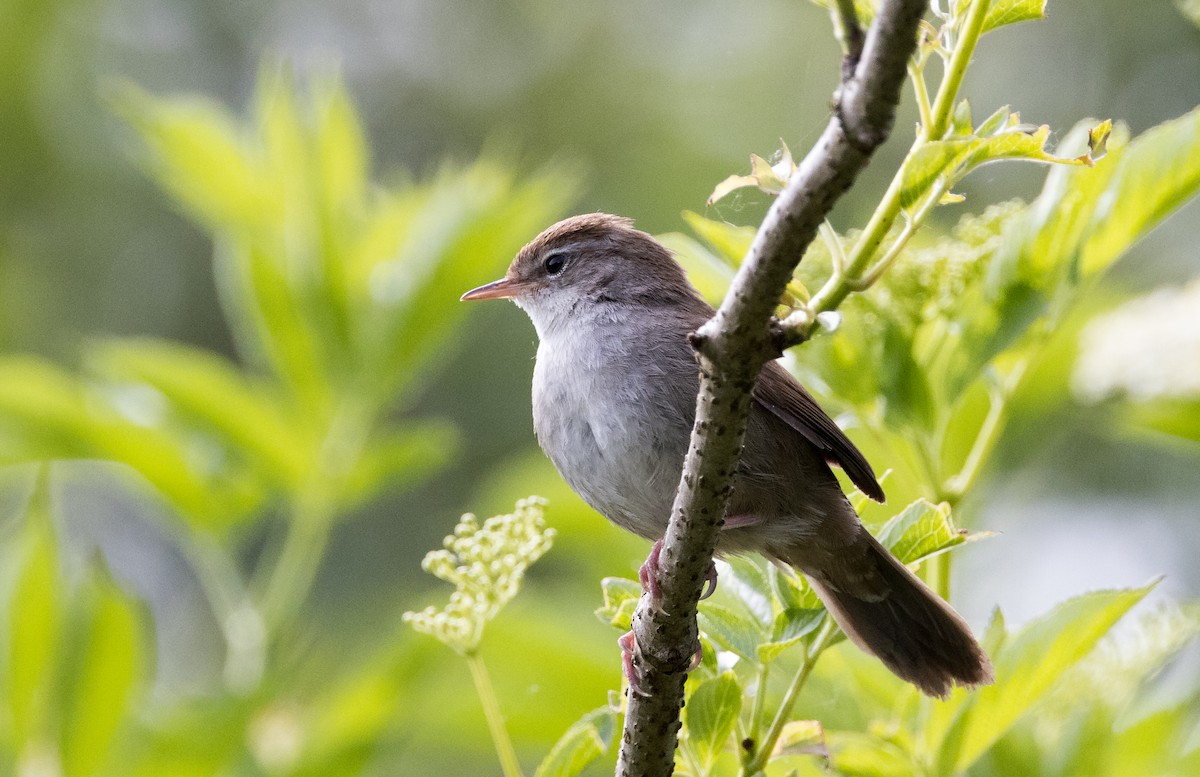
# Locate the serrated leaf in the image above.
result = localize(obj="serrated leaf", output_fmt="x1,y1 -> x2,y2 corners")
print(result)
901,124 -> 1093,213
758,608 -> 826,663
535,706 -> 618,777
875,499 -> 969,565
981,0 -> 1047,34
698,603 -> 767,664
596,577 -> 643,629
768,564 -> 822,611
928,583 -> 1156,775
684,672 -> 741,772
719,557 -> 775,627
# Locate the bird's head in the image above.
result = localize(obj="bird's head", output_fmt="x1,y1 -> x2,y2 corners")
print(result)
461,213 -> 705,337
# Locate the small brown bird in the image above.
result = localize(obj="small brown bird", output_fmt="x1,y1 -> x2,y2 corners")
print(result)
462,213 -> 993,698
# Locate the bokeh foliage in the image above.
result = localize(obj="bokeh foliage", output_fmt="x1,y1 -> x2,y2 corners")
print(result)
0,70 -> 576,775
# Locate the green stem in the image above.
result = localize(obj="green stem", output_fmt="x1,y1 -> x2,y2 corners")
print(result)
259,398 -> 373,634
793,0 -> 992,340
945,362 -> 1025,501
926,0 -> 991,140
260,497 -> 333,633
740,623 -> 838,776
926,552 -> 951,601
908,59 -> 934,131
186,536 -> 267,693
467,652 -> 525,777
745,661 -> 770,757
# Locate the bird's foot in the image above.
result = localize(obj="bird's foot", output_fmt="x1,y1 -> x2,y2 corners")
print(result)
639,539 -> 720,608
619,630 -> 704,697
638,539 -> 665,610
618,631 -> 650,697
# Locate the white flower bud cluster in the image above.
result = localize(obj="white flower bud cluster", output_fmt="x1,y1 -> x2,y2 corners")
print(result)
402,497 -> 555,655
1073,279 -> 1200,403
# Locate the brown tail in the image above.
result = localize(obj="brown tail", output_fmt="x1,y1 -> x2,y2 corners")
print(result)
790,533 -> 994,699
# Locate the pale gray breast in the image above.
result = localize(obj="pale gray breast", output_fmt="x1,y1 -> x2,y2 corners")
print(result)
531,315 -> 697,540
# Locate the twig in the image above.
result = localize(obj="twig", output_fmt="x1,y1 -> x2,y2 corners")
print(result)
614,2 -> 928,775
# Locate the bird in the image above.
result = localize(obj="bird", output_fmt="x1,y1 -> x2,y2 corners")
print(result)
461,213 -> 993,698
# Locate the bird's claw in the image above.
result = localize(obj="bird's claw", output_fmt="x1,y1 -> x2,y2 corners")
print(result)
700,562 -> 718,600
638,540 -> 665,611
619,629 -> 704,696
640,540 -> 720,607
619,631 -> 652,697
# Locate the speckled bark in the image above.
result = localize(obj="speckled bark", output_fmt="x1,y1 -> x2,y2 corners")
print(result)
614,2 -> 928,775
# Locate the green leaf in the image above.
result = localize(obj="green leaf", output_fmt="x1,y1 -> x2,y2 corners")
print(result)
6,472 -> 62,745
900,121 -> 1091,213
112,84 -> 277,235
1005,107 -> 1200,288
684,672 -> 741,772
94,339 -> 310,490
928,583 -> 1156,775
874,499 -> 975,566
535,706 -> 618,777
768,564 -> 822,611
879,319 -> 936,431
342,420 -> 459,506
697,603 -> 767,664
371,161 -> 576,402
0,357 -> 263,528
596,577 -> 643,630
758,608 -> 826,663
828,731 -> 914,777
981,0 -> 1047,34
60,566 -> 145,777
653,232 -> 733,307
719,556 -> 775,627
681,211 -> 756,266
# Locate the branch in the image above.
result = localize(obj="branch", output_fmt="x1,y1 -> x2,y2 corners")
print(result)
614,2 -> 928,775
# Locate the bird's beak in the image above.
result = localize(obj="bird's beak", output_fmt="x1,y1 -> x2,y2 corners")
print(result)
461,277 -> 524,301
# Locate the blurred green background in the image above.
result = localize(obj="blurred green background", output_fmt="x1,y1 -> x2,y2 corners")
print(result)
2,0 -> 1199,775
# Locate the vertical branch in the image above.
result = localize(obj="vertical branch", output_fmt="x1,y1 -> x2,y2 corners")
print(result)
614,1 -> 928,775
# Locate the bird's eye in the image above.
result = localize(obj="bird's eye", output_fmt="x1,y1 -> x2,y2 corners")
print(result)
543,252 -> 566,276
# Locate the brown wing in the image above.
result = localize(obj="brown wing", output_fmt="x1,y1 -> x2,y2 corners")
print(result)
753,359 -> 885,502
